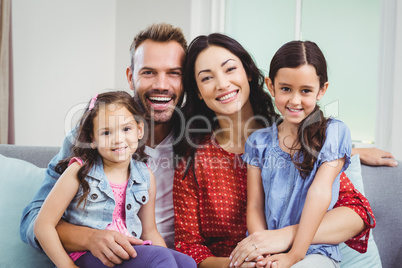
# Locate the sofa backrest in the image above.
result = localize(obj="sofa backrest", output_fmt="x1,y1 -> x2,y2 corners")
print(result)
0,144 -> 60,168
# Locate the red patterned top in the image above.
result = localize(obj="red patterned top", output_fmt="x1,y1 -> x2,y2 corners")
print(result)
173,136 -> 375,264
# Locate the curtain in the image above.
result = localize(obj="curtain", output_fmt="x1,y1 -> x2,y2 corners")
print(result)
377,0 -> 402,160
0,0 -> 13,144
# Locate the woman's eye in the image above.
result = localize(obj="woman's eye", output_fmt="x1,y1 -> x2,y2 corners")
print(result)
123,127 -> 131,132
102,131 -> 110,136
302,89 -> 312,93
201,76 -> 212,82
227,66 -> 237,72
281,87 -> 290,92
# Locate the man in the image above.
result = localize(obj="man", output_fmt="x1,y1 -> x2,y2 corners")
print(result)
20,23 -> 187,267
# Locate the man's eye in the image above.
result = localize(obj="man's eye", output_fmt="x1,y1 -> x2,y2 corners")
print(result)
123,127 -> 131,132
102,131 -> 110,136
281,87 -> 290,92
170,71 -> 182,76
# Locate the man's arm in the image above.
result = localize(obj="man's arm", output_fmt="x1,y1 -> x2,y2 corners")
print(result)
352,147 -> 398,167
56,220 -> 141,267
20,129 -> 75,248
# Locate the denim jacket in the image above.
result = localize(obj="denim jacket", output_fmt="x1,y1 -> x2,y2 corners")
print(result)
19,128 -> 150,248
63,156 -> 150,239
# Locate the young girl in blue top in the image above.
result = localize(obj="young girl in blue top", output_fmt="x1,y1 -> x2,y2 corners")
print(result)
242,41 -> 351,268
34,91 -> 196,268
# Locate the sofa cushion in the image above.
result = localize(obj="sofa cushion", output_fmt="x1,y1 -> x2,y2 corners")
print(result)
0,154 -> 53,267
339,154 -> 381,267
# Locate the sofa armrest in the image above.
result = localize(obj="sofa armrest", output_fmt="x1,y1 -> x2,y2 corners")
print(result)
361,162 -> 402,268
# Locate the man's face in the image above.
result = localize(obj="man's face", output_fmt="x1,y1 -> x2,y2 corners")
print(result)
127,40 -> 185,123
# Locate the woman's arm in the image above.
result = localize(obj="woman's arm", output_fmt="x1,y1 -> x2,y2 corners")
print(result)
174,163 -> 215,265
138,170 -> 167,247
247,164 -> 268,234
34,163 -> 82,268
200,256 -> 259,268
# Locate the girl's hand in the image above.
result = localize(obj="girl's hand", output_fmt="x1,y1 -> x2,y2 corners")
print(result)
263,253 -> 299,268
229,228 -> 295,267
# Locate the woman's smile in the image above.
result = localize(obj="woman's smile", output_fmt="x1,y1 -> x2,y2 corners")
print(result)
216,90 -> 239,103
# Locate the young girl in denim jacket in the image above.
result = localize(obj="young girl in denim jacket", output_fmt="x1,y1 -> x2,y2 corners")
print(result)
242,41 -> 351,268
34,91 -> 196,268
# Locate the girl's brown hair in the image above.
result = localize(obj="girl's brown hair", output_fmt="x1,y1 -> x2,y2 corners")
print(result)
269,40 -> 330,178
56,91 -> 147,207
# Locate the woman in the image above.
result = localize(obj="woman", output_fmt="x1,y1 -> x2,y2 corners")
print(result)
173,33 -> 375,268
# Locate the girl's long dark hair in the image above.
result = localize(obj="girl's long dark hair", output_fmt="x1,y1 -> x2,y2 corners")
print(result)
56,91 -> 147,207
269,40 -> 330,178
173,33 -> 278,165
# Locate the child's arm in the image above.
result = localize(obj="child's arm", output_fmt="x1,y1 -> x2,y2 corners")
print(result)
246,164 -> 268,234
267,157 -> 345,267
34,162 -> 82,268
138,170 -> 167,247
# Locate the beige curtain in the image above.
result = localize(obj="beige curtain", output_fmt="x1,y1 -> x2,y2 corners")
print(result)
0,0 -> 13,144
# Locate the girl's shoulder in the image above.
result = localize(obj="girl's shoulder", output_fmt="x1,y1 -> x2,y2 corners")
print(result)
248,124 -> 278,145
129,158 -> 150,185
68,157 -> 83,167
325,118 -> 351,138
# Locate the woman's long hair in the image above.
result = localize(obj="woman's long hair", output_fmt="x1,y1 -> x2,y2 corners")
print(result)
269,40 -> 330,178
173,33 -> 278,166
56,91 -> 147,207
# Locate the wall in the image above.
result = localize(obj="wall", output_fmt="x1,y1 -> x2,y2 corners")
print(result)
12,0 -> 116,146
11,0 -> 191,146
113,0 -> 191,90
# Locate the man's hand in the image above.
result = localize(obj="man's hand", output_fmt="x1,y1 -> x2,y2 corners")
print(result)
86,229 -> 143,267
352,147 -> 398,167
57,220 -> 144,267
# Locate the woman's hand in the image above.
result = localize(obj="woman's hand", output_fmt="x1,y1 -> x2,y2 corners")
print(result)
229,227 -> 296,267
352,147 -> 398,167
259,253 -> 298,268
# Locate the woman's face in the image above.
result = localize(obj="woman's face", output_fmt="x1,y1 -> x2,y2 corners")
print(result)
194,45 -> 251,117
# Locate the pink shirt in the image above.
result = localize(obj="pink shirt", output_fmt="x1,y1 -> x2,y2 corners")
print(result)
68,158 -> 131,261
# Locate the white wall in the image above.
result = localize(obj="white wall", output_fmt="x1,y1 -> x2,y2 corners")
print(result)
12,0 -> 191,146
12,0 -> 116,146
113,0 -> 191,90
